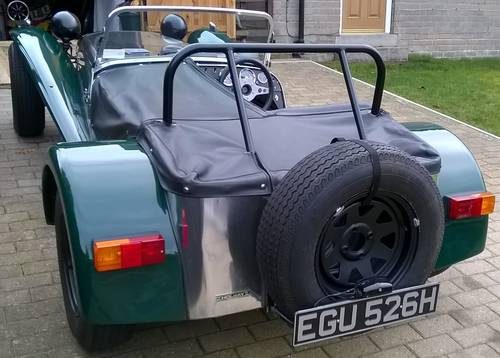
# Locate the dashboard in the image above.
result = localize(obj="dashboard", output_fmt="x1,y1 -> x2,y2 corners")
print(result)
197,64 -> 286,110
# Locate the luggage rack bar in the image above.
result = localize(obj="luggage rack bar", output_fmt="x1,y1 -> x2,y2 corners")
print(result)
163,43 -> 386,152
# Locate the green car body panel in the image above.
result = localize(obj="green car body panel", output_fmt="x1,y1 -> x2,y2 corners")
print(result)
408,123 -> 488,270
47,141 -> 187,324
10,26 -> 91,141
11,25 -> 489,325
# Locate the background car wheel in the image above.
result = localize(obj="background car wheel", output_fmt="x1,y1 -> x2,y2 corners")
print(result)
8,42 -> 45,137
55,195 -> 133,351
256,140 -> 444,318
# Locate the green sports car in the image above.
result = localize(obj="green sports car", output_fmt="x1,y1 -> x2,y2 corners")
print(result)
7,1 -> 496,351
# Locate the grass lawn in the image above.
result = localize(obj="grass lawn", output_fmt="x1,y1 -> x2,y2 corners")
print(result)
324,56 -> 500,136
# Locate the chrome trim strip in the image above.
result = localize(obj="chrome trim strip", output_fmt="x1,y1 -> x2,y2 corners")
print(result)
98,5 -> 274,61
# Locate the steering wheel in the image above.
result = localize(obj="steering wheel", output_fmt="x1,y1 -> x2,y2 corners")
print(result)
219,58 -> 275,111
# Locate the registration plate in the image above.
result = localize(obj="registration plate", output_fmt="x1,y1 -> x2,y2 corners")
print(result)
293,283 -> 439,346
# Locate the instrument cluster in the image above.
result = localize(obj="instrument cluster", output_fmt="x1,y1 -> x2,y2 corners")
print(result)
199,64 -> 285,109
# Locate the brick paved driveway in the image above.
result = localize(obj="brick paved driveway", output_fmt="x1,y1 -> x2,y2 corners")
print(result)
0,61 -> 499,357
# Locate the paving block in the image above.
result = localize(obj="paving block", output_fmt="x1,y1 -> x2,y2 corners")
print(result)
452,288 -> 498,308
322,335 -> 379,357
198,327 -> 254,353
438,280 -> 463,297
448,344 -> 499,358
364,346 -> 415,358
487,284 -> 500,299
451,305 -> 499,327
3,298 -> 62,322
0,273 -> 52,292
141,339 -> 203,358
0,264 -> 22,279
283,347 -> 329,358
215,309 -> 267,330
202,348 -> 239,358
435,296 -> 463,314
450,324 -> 500,348
10,329 -> 72,356
0,339 -> 12,358
453,274 -> 497,291
0,289 -> 31,307
407,334 -> 461,357
21,260 -> 58,276
369,324 -> 422,349
411,314 -> 462,338
236,337 -> 291,358
248,319 -> 291,340
29,284 -> 61,302
163,319 -> 219,342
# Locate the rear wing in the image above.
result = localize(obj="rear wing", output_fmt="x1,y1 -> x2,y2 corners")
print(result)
162,43 -> 386,153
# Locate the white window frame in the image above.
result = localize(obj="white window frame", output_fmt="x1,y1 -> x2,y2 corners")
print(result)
339,0 -> 393,34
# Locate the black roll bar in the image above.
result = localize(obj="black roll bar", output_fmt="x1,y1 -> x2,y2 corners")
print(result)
163,43 -> 386,152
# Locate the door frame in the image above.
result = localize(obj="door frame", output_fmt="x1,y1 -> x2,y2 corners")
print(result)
339,0 -> 393,34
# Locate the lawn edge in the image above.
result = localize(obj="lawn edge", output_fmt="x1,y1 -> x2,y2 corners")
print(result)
273,59 -> 499,141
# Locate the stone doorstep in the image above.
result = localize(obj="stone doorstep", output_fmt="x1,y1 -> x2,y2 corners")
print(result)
335,33 -> 399,47
335,34 -> 409,61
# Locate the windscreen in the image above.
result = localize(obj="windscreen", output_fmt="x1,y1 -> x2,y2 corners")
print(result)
97,5 -> 272,61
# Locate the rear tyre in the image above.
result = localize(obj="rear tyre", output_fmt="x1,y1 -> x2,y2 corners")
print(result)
55,195 -> 133,351
257,141 -> 444,318
8,43 -> 45,137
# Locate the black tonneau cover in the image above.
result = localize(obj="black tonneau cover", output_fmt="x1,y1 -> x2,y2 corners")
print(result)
90,44 -> 441,196
91,61 -> 264,139
137,69 -> 441,197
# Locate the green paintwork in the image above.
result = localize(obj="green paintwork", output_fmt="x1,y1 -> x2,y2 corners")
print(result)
10,26 -> 91,141
47,140 -> 186,324
404,122 -> 488,270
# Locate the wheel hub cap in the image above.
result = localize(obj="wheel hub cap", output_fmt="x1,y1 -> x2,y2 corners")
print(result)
340,223 -> 374,260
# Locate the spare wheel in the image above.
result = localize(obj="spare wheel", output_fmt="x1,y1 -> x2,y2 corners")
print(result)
256,140 -> 444,319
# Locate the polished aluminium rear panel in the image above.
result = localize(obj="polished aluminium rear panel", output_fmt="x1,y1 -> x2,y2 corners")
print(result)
167,193 -> 266,319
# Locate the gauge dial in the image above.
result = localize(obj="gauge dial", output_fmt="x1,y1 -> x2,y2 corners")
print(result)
257,72 -> 268,84
222,74 -> 232,86
239,68 -> 256,82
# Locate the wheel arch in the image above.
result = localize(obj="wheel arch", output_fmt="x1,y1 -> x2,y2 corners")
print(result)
46,140 -> 187,325
405,122 -> 489,270
10,26 -> 90,141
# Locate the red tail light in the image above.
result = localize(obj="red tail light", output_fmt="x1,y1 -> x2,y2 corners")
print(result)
93,234 -> 165,272
447,192 -> 495,220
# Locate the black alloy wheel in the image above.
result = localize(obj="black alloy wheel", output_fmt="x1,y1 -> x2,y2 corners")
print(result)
317,194 -> 417,293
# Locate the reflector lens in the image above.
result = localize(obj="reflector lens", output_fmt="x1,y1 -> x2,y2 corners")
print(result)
448,192 -> 495,220
93,234 -> 165,272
